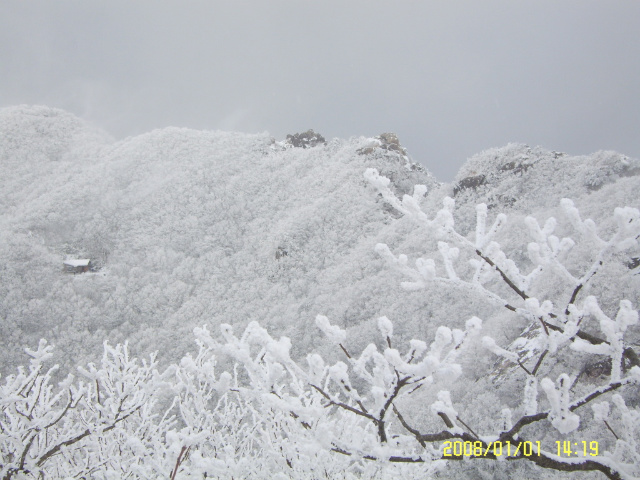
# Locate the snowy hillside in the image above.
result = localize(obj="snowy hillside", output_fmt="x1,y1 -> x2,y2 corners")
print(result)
0,105 -> 440,373
1,105 -> 640,479
1,105 -> 638,372
447,143 -> 640,232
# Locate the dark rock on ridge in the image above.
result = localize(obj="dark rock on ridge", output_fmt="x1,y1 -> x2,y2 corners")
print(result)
453,174 -> 487,196
285,129 -> 326,149
357,132 -> 408,157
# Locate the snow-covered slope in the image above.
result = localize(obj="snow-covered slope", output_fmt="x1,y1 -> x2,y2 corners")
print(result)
0,105 -> 438,372
447,143 -> 640,232
1,105 -> 638,381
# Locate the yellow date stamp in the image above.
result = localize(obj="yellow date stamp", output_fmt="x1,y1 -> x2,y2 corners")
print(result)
556,441 -> 599,457
443,440 -> 541,458
442,440 -> 599,458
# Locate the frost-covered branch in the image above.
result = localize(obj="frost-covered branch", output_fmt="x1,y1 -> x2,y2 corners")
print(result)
2,311 -> 638,478
363,169 -> 640,478
366,168 -> 640,364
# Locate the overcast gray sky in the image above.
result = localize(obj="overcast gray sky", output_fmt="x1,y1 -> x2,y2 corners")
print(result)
1,1 -> 639,181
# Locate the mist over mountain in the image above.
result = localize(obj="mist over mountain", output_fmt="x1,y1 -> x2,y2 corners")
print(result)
1,104 -> 638,377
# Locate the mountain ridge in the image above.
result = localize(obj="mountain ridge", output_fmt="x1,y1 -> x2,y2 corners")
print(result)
1,105 -> 638,379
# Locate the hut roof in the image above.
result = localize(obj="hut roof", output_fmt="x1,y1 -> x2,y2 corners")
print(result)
63,259 -> 91,267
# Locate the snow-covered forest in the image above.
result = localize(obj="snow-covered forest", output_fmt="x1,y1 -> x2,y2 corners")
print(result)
1,105 -> 639,479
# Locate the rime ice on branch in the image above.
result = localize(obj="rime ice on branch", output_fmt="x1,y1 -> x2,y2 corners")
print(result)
363,167 -> 640,479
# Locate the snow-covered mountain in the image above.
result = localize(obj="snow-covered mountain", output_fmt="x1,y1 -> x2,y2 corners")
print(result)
2,105 -> 640,479
1,104 -> 638,379
448,143 -> 640,231
0,105 -> 437,373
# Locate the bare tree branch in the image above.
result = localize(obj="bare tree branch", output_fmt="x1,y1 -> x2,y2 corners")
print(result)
309,384 -> 378,424
475,249 -> 527,300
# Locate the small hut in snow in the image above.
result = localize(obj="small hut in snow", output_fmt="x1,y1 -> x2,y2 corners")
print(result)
63,259 -> 92,274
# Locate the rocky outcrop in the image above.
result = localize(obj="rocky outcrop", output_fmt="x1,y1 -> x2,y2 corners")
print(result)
357,132 -> 408,157
447,143 -> 640,234
452,174 -> 487,196
285,130 -> 326,149
584,153 -> 640,191
356,133 -> 439,201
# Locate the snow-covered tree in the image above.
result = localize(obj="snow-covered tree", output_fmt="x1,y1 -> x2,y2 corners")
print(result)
361,167 -> 640,479
2,168 -> 639,479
